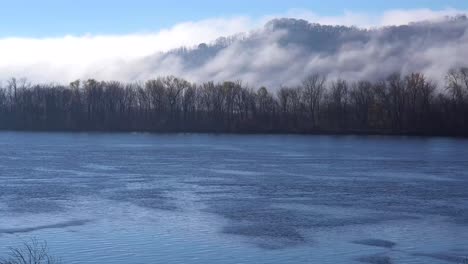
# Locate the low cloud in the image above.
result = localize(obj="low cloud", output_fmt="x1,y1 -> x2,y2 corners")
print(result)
0,8 -> 468,87
283,8 -> 468,27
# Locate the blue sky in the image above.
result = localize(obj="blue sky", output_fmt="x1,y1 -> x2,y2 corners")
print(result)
0,0 -> 466,86
1,0 -> 467,37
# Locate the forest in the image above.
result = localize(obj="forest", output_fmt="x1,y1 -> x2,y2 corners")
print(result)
0,68 -> 467,136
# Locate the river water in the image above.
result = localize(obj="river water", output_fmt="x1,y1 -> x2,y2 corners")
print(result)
0,132 -> 467,263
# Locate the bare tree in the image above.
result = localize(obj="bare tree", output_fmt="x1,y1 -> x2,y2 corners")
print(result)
349,81 -> 373,129
0,71 -> 466,135
446,67 -> 468,102
301,74 -> 326,128
328,79 -> 349,129
0,239 -> 60,264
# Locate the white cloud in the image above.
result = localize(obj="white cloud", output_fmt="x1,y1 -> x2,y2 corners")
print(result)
0,8 -> 467,84
379,8 -> 467,26
260,7 -> 468,29
0,17 -> 253,64
278,8 -> 468,27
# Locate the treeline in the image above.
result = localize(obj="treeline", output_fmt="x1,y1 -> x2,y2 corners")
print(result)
0,69 -> 467,136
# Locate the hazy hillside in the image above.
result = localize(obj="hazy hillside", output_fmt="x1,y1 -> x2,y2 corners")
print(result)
123,16 -> 468,88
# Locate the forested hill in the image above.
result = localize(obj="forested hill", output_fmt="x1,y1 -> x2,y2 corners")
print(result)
134,16 -> 468,88
1,17 -> 468,135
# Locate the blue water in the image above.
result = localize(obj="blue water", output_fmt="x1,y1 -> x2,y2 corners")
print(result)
0,132 -> 467,264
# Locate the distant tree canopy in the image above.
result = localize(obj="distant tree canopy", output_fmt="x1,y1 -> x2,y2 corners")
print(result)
0,70 -> 467,136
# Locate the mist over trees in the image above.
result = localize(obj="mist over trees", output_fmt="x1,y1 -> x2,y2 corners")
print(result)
2,16 -> 468,87
0,69 -> 467,136
113,16 -> 468,88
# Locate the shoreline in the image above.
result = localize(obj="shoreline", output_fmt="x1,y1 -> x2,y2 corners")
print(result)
0,128 -> 466,139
